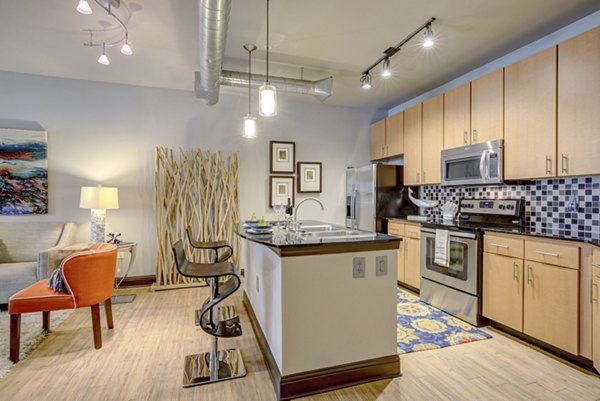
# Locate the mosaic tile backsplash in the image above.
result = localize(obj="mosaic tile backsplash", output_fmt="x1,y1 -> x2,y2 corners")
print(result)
420,176 -> 600,242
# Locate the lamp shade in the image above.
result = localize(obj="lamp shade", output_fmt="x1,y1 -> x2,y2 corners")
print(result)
80,186 -> 119,210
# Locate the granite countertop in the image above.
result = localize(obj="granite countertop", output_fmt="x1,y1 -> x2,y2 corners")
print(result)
234,220 -> 400,249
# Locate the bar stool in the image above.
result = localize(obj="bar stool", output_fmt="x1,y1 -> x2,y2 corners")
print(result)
172,240 -> 246,387
185,226 -> 235,327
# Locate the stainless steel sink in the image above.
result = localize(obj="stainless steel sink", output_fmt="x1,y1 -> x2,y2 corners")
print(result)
300,229 -> 375,240
299,224 -> 334,232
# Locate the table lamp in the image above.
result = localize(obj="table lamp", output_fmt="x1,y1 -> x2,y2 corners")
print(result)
80,185 -> 119,243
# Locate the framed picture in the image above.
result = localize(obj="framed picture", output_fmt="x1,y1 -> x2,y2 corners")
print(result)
297,162 -> 322,193
270,141 -> 295,174
269,176 -> 295,208
0,129 -> 48,215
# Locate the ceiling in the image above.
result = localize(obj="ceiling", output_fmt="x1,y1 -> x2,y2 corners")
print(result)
1,0 -> 599,111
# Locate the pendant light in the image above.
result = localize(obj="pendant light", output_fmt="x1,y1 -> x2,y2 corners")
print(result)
258,0 -> 277,117
243,44 -> 257,138
98,43 -> 110,65
76,0 -> 93,14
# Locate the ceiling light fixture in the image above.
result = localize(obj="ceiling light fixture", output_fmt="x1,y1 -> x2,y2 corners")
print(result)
243,44 -> 257,139
361,73 -> 372,89
80,0 -> 133,65
98,43 -> 110,65
76,0 -> 93,14
360,17 -> 436,88
258,0 -> 277,117
381,57 -> 391,77
423,24 -> 435,48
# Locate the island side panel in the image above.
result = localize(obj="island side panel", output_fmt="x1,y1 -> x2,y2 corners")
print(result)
280,249 -> 398,376
243,239 -> 284,372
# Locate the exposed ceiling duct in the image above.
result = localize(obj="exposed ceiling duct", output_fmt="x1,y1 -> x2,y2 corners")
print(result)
196,0 -> 231,105
219,70 -> 333,102
195,0 -> 333,104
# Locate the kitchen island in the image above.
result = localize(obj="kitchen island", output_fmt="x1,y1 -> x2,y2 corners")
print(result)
235,221 -> 401,400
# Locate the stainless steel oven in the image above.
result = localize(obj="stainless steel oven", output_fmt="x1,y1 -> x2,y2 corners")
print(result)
441,139 -> 503,186
420,227 -> 481,325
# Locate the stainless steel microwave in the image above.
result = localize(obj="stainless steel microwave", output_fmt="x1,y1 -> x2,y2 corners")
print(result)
441,139 -> 503,186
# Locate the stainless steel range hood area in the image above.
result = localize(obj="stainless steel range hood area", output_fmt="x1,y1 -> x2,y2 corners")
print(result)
194,0 -> 333,105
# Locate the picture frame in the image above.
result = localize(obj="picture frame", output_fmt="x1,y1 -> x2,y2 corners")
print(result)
297,162 -> 322,193
270,141 -> 296,174
269,176 -> 295,208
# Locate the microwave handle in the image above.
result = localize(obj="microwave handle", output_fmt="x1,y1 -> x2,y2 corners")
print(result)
479,150 -> 487,182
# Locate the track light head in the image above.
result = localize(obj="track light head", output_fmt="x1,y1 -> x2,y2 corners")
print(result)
423,24 -> 435,48
76,0 -> 93,14
360,73 -> 372,89
382,58 -> 391,77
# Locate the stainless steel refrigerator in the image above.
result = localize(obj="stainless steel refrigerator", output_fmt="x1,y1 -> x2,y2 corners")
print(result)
346,164 -> 417,232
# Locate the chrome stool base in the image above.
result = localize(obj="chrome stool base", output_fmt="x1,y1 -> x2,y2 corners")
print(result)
182,348 -> 246,387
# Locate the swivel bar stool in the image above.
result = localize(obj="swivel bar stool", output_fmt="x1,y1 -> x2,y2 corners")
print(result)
185,226 -> 235,327
173,240 -> 246,387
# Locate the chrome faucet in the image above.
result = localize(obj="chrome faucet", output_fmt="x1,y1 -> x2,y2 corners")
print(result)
293,197 -> 325,222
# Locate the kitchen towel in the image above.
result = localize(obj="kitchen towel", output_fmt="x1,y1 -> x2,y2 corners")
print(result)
434,229 -> 450,267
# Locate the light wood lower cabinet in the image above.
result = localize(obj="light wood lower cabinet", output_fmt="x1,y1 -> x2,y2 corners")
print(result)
397,237 -> 405,283
483,253 -> 523,331
593,265 -> 600,372
523,261 -> 579,355
404,236 -> 421,289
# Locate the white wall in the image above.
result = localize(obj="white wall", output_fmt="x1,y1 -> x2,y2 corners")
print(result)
0,71 -> 373,277
388,9 -> 600,115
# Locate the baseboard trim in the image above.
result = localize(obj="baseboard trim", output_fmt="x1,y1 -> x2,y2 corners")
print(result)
116,275 -> 156,288
243,291 -> 401,400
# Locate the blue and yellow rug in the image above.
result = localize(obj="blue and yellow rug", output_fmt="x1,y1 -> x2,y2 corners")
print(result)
397,288 -> 491,354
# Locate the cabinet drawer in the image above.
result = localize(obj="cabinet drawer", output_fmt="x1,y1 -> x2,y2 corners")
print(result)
404,224 -> 421,240
525,240 -> 579,269
484,234 -> 524,258
388,222 -> 405,237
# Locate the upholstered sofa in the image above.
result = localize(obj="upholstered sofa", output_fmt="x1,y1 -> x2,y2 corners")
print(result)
0,222 -> 77,304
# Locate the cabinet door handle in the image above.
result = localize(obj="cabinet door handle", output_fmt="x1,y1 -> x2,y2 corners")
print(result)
561,154 -> 569,174
592,263 -> 600,268
473,129 -> 478,143
545,156 -> 552,175
464,131 -> 468,145
491,243 -> 509,249
417,172 -> 420,183
592,282 -> 598,303
527,265 -> 533,285
535,250 -> 559,257
513,262 -> 519,280
422,171 -> 426,183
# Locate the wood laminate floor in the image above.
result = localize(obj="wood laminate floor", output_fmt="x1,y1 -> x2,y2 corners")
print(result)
0,286 -> 599,401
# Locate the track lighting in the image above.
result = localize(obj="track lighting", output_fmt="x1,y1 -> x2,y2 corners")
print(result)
80,0 -> 133,65
76,0 -> 93,14
98,44 -> 110,65
423,24 -> 435,48
361,73 -> 372,89
382,58 -> 391,77
360,17 -> 436,88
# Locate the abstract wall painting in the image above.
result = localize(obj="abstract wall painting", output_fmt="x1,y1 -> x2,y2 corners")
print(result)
0,129 -> 48,214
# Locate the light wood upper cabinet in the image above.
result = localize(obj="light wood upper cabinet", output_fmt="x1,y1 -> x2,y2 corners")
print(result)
422,94 -> 444,185
523,260 -> 579,355
386,112 -> 404,157
505,47 -> 557,180
404,104 -> 423,186
444,83 -> 471,149
471,69 -> 504,144
558,26 -> 600,177
370,119 -> 386,161
483,253 -> 523,331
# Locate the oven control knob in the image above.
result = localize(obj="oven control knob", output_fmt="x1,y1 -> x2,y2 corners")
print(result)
499,205 -> 506,210
507,205 -> 514,210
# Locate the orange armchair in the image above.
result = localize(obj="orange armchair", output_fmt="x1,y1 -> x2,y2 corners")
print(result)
8,243 -> 118,363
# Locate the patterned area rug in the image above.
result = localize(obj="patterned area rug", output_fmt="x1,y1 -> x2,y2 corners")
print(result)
397,288 -> 491,354
0,309 -> 73,379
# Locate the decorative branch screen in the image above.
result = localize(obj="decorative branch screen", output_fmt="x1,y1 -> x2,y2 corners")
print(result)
154,147 -> 240,289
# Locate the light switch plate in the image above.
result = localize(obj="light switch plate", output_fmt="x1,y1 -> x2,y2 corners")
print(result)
376,256 -> 388,276
353,257 -> 366,278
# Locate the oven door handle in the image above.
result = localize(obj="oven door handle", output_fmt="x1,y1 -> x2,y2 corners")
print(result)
420,227 -> 477,239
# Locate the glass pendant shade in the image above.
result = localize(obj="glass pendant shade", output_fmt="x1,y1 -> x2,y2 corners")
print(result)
382,58 -> 391,77
120,42 -> 133,55
98,52 -> 110,65
77,0 -> 93,14
259,83 -> 277,117
423,26 -> 435,48
243,114 -> 257,138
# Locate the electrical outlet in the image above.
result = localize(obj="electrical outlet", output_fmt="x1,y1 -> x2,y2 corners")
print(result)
376,256 -> 388,276
353,257 -> 366,278
256,275 -> 260,293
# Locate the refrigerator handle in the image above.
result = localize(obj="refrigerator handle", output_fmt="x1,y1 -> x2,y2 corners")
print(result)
352,188 -> 358,229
